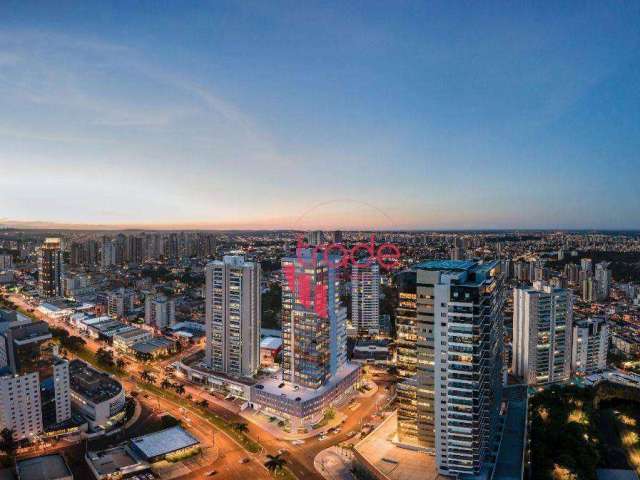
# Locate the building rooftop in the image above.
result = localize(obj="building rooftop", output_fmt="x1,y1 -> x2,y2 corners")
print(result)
131,337 -> 175,354
414,259 -> 501,286
255,362 -> 360,403
16,454 -> 72,480
86,445 -> 149,477
113,327 -> 149,339
414,259 -> 476,271
10,321 -> 52,345
69,359 -> 123,404
130,426 -> 199,460
354,411 -> 436,480
260,337 -> 282,350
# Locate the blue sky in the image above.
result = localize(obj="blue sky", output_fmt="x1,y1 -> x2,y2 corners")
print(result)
0,1 -> 638,229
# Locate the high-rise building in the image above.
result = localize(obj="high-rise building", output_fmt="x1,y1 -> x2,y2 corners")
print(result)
0,372 -> 43,441
126,235 -> 144,264
205,256 -> 260,378
582,277 -> 597,302
0,320 -> 71,440
449,237 -> 465,261
38,238 -> 64,298
580,258 -> 593,274
396,260 -> 505,477
351,263 -> 380,335
572,317 -> 608,375
306,231 -> 324,246
594,261 -> 612,301
0,255 -> 13,270
250,252 -> 359,430
145,293 -> 176,329
101,238 -> 116,269
281,252 -> 347,389
107,288 -> 135,318
394,270 -> 419,446
512,282 -> 573,385
564,263 -> 579,285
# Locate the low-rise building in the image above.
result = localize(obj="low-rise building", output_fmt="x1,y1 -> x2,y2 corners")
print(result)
129,426 -> 200,462
68,360 -> 126,430
36,303 -> 73,320
611,333 -> 640,356
16,454 -> 73,480
251,363 -> 360,430
352,340 -> 392,364
85,445 -> 150,480
112,328 -> 152,353
260,337 -> 282,367
130,337 -> 176,359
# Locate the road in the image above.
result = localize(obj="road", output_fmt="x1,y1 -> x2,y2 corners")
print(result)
2,292 -> 272,480
3,291 -> 396,480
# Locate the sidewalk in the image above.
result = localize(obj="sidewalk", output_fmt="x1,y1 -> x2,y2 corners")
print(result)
314,446 -> 354,480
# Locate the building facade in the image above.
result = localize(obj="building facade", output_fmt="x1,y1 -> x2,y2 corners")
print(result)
281,252 -> 347,389
394,270 -> 420,446
351,263 -> 380,335
205,256 -> 261,378
396,260 -> 505,478
594,262 -> 612,301
572,317 -> 608,375
38,238 -> 64,298
144,293 -> 176,329
512,282 -> 573,385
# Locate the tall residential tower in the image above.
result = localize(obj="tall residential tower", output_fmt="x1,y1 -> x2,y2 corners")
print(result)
512,282 -> 573,385
396,260 -> 505,478
281,252 -> 347,388
205,256 -> 261,378
351,263 -> 380,335
38,238 -> 64,298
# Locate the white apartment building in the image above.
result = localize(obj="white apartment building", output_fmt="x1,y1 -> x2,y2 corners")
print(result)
0,372 -> 43,441
512,282 -> 573,385
594,262 -> 612,301
572,317 -> 608,375
397,260 -> 505,478
351,263 -> 380,335
144,293 -> 176,329
107,288 -> 134,318
205,256 -> 261,378
52,357 -> 72,424
101,239 -> 116,269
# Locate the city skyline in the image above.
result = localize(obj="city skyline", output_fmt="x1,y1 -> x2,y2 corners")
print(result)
1,2 -> 639,230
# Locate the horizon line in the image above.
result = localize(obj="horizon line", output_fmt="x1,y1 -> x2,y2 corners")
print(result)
1,220 -> 639,233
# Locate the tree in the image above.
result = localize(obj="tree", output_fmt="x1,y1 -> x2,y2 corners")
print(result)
198,399 -> 209,408
160,379 -> 172,390
140,370 -> 155,384
116,358 -> 127,371
175,384 -> 186,395
65,336 -> 86,352
232,422 -> 249,433
0,428 -> 16,461
96,348 -> 115,367
324,407 -> 336,421
264,453 -> 286,473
